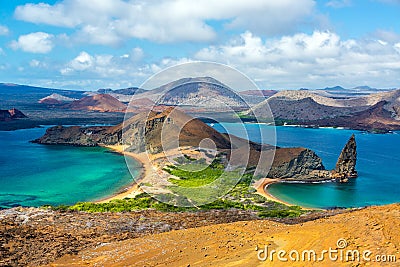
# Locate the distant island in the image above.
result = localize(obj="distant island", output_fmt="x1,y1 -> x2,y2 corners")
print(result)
0,108 -> 27,121
1,78 -> 400,132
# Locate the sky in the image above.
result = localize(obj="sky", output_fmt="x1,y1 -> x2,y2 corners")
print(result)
0,0 -> 400,91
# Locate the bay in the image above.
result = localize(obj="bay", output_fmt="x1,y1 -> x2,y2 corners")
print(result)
0,127 -> 139,208
212,123 -> 400,208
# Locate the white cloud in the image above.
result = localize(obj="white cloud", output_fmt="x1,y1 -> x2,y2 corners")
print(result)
61,50 -> 144,77
326,0 -> 352,8
194,31 -> 400,89
14,0 -> 315,44
10,32 -> 54,53
29,59 -> 48,68
14,30 -> 400,90
394,43 -> 400,53
30,59 -> 40,67
373,30 -> 400,43
129,47 -> 144,61
0,25 -> 9,35
196,31 -> 343,64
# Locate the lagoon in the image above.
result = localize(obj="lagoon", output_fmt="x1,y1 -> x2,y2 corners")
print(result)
0,127 -> 138,208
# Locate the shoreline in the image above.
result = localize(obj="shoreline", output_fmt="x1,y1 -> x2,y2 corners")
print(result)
254,178 -> 294,207
95,145 -> 149,203
254,178 -> 325,210
254,178 -> 296,208
96,145 -> 325,210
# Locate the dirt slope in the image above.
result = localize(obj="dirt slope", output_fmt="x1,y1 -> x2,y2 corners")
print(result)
64,94 -> 126,112
49,204 -> 400,267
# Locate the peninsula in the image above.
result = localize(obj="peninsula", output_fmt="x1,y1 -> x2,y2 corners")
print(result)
33,107 -> 358,206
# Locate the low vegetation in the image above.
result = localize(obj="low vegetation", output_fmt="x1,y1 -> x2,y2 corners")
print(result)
49,158 -> 305,218
164,156 -> 225,187
50,191 -> 303,218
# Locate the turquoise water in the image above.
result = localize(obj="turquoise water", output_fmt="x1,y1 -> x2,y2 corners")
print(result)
2,124 -> 399,209
0,128 -> 139,208
213,123 -> 400,208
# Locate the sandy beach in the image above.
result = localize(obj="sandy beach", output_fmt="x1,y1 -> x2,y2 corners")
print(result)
254,178 -> 323,210
254,178 -> 290,206
96,145 -> 150,202
98,146 -> 315,210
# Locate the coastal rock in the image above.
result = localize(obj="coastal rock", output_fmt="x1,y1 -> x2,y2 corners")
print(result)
267,134 -> 358,182
334,134 -> 358,181
268,148 -> 325,179
34,108 -> 234,153
33,125 -> 121,146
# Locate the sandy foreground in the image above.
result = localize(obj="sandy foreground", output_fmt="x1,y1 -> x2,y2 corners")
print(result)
48,203 -> 400,267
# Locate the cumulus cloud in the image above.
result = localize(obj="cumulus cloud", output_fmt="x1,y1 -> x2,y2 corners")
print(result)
195,31 -> 400,89
14,0 -> 315,44
10,32 -> 54,53
51,30 -> 400,90
373,30 -> 400,43
60,50 -> 148,78
0,25 -> 9,35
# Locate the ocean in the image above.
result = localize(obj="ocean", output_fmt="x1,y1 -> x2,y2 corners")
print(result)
212,123 -> 400,209
1,124 -> 399,209
0,127 -> 139,208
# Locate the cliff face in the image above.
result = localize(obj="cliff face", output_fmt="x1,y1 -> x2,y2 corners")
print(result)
33,125 -> 121,146
267,134 -> 358,182
33,108 -> 233,153
333,134 -> 358,181
268,148 -> 325,179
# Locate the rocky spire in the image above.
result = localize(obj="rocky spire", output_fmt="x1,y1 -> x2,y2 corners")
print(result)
334,134 -> 358,182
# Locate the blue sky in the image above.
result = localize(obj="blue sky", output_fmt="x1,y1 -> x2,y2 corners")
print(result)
0,0 -> 400,90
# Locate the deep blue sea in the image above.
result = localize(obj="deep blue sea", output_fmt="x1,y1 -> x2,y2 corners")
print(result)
212,123 -> 400,209
0,127 -> 139,208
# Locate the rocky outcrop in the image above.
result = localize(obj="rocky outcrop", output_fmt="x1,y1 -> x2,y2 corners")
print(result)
32,125 -> 121,146
33,108 -> 232,152
333,134 -> 358,182
267,134 -> 358,182
0,108 -> 27,121
268,148 -> 325,179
